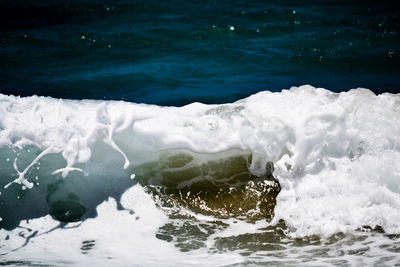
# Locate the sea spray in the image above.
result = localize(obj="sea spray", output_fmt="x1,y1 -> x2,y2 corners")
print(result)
1,85 -> 400,235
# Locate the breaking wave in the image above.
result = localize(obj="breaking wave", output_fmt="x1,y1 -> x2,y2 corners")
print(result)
1,85 -> 400,237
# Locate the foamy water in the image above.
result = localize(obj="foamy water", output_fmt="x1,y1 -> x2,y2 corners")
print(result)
1,85 -> 400,265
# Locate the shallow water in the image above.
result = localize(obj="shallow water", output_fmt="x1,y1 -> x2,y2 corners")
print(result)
1,1 -> 400,266
1,87 -> 400,265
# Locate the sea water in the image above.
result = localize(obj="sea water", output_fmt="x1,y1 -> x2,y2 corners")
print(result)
1,86 -> 400,266
1,1 -> 400,266
1,0 -> 399,104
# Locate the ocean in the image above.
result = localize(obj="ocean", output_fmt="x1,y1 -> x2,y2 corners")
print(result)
1,1 -> 400,266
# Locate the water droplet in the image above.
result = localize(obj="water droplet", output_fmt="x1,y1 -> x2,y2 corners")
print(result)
229,25 -> 235,31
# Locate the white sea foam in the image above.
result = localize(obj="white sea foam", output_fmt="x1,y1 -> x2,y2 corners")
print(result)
0,184 -> 244,266
0,85 -> 400,239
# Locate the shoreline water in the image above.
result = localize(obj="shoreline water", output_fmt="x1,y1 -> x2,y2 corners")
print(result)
1,86 -> 400,265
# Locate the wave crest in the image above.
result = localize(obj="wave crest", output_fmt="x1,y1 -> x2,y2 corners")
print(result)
1,85 -> 400,236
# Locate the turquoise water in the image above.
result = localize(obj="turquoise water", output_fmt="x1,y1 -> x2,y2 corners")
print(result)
1,1 -> 399,105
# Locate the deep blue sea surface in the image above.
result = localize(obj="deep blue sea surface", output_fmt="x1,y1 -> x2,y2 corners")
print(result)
1,0 -> 399,105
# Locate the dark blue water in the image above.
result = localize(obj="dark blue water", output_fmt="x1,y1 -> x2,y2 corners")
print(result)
1,0 -> 399,105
